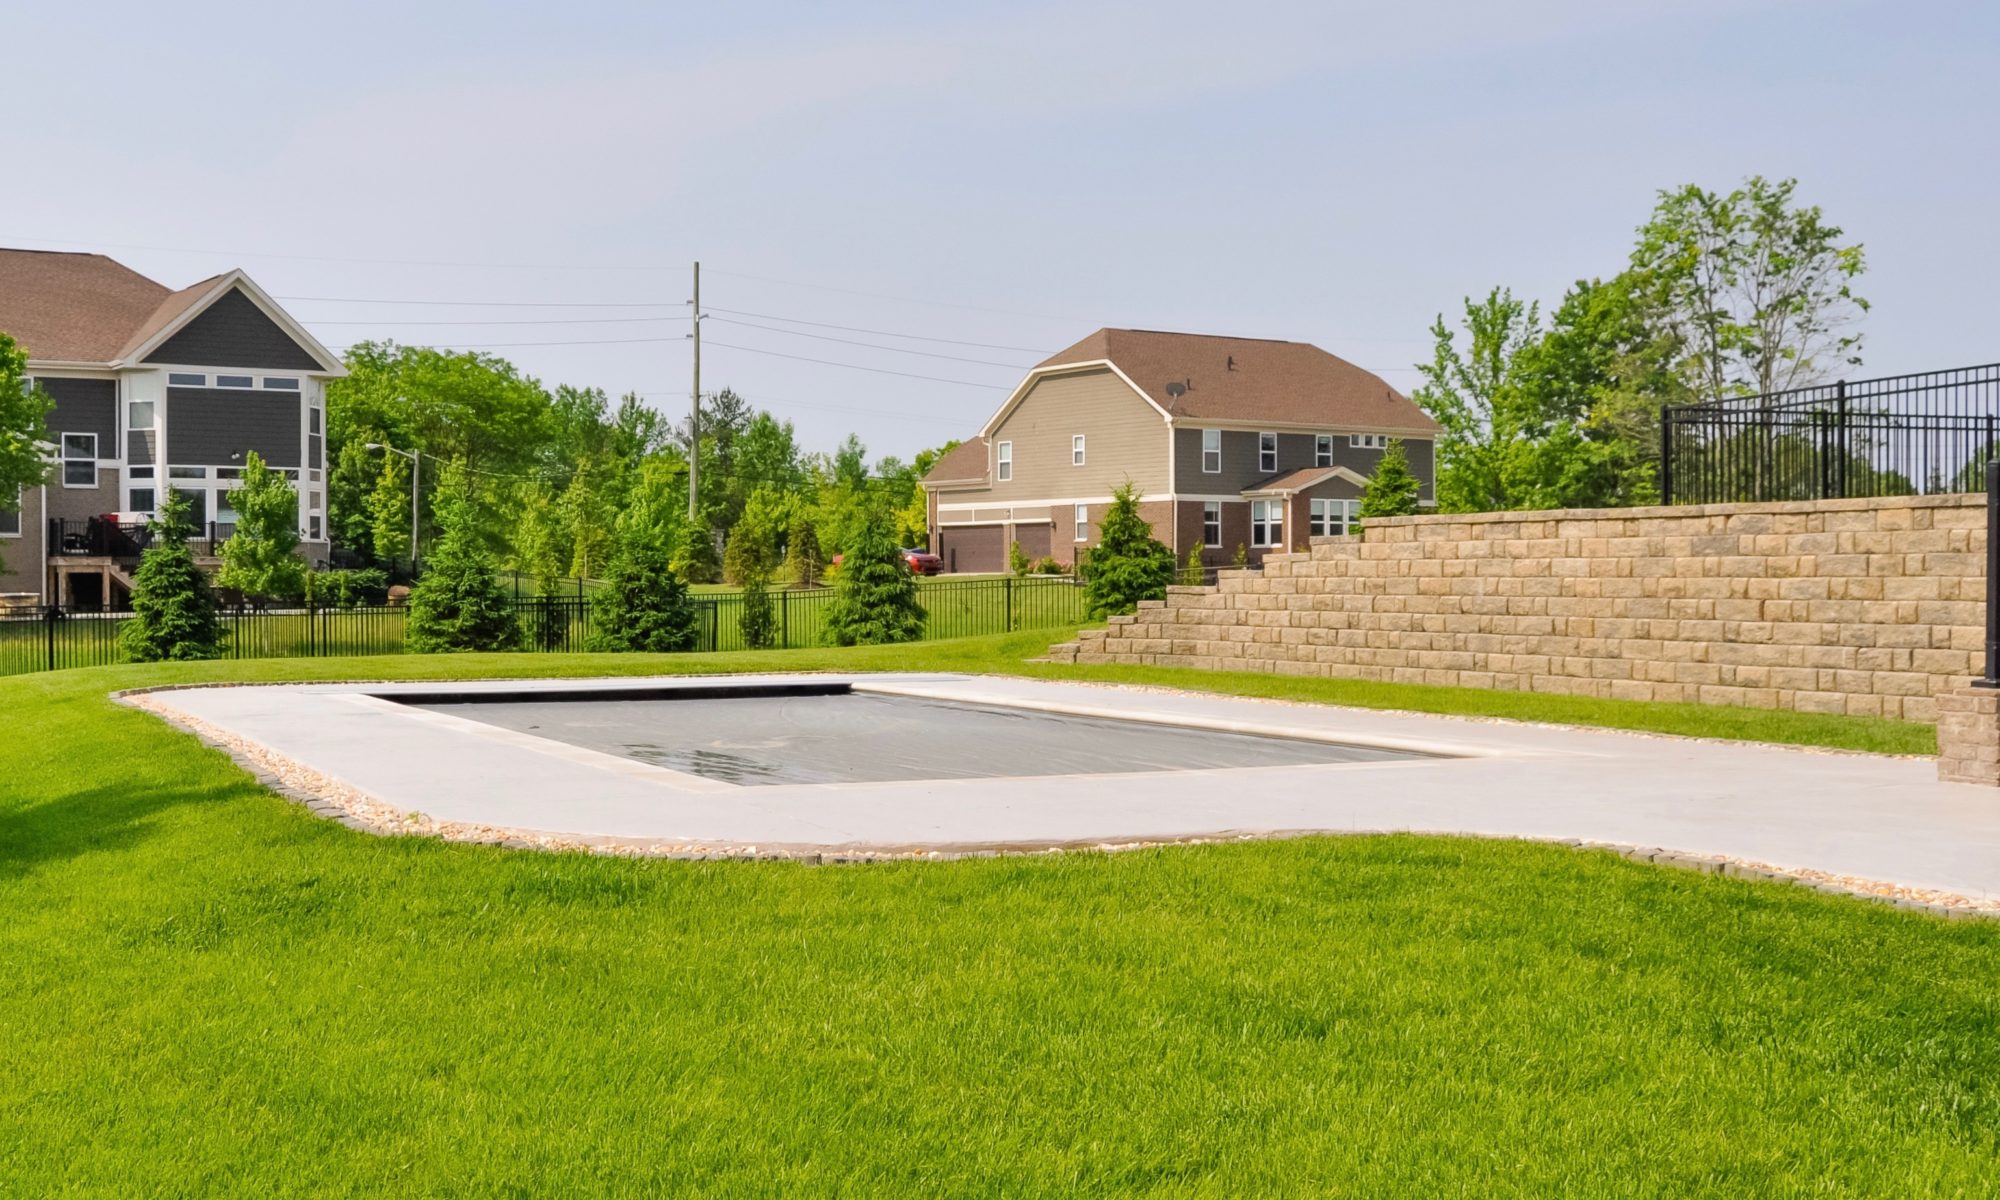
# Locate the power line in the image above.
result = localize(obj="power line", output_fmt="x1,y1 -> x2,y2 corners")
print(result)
703,266 -> 1085,324
702,306 -> 1053,353
703,316 -> 1034,369
330,336 -> 682,351
281,295 -> 678,309
701,340 -> 1010,390
311,315 -> 677,327
4,235 -> 673,273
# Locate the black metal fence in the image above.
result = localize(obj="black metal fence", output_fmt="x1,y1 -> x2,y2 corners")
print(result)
0,575 -> 1104,677
1660,363 -> 2000,505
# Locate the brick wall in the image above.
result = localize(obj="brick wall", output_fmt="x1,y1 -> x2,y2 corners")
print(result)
1048,494 -> 1986,723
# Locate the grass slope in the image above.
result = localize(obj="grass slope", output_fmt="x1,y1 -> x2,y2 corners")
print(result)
0,637 -> 1987,1196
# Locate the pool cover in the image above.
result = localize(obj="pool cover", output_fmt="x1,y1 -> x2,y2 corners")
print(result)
409,692 -> 1422,786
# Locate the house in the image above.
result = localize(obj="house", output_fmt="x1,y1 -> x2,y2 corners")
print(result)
0,249 -> 345,606
919,328 -> 1438,572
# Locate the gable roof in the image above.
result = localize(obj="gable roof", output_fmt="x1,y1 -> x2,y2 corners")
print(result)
0,249 -> 343,374
1240,465 -> 1370,495
1034,328 -> 1438,433
0,250 -> 172,363
920,436 -> 989,488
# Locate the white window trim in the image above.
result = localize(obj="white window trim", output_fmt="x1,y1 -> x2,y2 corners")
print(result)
1201,428 -> 1221,474
128,397 -> 156,432
1251,498 -> 1284,548
1315,434 -> 1332,466
1202,500 -> 1221,548
996,441 -> 1012,482
167,372 -> 208,387
1074,503 -> 1089,543
1072,434 -> 1085,466
215,374 -> 256,390
1350,433 -> 1388,450
1258,432 -> 1277,474
61,432 -> 99,488
1309,497 -> 1360,538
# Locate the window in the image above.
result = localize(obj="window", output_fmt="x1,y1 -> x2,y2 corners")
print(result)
128,399 -> 155,431
309,408 -> 322,435
309,514 -> 322,540
130,466 -> 155,480
1202,501 -> 1221,547
1310,498 -> 1360,537
216,375 -> 255,389
168,466 -> 208,479
1251,498 -> 1284,547
62,434 -> 97,487
216,467 -> 243,480
263,377 -> 300,390
309,469 -> 321,483
1258,432 -> 1277,473
1315,434 -> 1333,466
129,487 -> 156,513
0,486 -> 19,536
309,491 -> 322,511
996,441 -> 1012,482
1350,433 -> 1388,450
1072,434 -> 1085,466
1201,428 -> 1221,474
173,487 -> 207,527
167,372 -> 205,387
1074,503 -> 1089,542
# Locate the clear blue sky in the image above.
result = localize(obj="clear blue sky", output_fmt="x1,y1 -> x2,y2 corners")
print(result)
6,1 -> 1994,461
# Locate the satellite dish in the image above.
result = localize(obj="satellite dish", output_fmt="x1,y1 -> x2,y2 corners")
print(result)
1165,381 -> 1187,398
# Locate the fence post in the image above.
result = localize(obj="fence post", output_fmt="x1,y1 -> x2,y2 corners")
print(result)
45,604 -> 57,673
1818,409 -> 1834,500
1984,461 -> 2000,687
1658,406 -> 1673,504
781,588 -> 789,649
709,600 -> 719,653
1835,380 -> 1850,499
1005,575 -> 1014,632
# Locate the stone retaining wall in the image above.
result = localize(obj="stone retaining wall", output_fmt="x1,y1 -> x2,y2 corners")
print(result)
1047,494 -> 1986,723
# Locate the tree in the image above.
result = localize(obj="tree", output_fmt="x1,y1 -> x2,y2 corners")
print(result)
509,480 -> 565,594
367,452 -> 411,564
739,568 -> 776,650
559,455 -> 615,579
1082,482 -> 1176,619
1009,538 -> 1030,578
822,509 -> 925,646
0,334 -> 51,574
1413,288 -> 1544,514
1632,175 -> 1867,403
120,489 -> 226,661
1358,439 -> 1422,522
217,451 -> 306,601
406,460 -> 523,653
787,512 -> 823,587
589,502 -> 698,653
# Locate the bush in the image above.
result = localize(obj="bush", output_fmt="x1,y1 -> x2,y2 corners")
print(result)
1082,482 -> 1176,620
306,568 -> 389,608
1008,539 -> 1030,578
739,569 -> 776,650
589,515 -> 698,653
407,460 -> 524,653
120,489 -> 226,662
1030,557 -> 1067,576
822,510 -> 925,646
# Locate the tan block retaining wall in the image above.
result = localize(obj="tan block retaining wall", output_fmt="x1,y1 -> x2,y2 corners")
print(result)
1048,494 -> 1986,724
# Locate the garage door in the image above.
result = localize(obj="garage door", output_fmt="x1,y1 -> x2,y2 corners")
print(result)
1013,522 -> 1052,562
939,524 -> 1006,574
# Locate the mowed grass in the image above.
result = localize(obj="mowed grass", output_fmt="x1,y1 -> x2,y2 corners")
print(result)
2,637 -> 1990,1196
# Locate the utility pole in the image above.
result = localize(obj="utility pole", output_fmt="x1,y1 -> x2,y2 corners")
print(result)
689,260 -> 701,523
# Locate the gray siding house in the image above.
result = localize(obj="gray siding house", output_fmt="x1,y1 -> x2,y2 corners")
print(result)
0,249 -> 345,606
920,328 -> 1438,572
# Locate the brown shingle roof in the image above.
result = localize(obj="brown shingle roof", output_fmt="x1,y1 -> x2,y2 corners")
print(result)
921,435 -> 989,487
115,274 -> 228,362
0,249 -> 170,362
1036,328 -> 1438,433
1241,466 -> 1356,494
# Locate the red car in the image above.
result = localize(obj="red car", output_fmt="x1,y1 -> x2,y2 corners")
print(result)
830,548 -> 944,575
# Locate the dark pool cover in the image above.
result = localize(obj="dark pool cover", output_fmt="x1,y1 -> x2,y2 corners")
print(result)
412,692 -> 1421,786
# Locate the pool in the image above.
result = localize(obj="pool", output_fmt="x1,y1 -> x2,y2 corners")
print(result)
397,688 -> 1427,786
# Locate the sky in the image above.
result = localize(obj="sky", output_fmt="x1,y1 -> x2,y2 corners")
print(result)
5,0 -> 1995,462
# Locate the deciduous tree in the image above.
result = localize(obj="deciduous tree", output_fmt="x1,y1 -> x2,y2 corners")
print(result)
217,451 -> 306,601
0,334 -> 50,574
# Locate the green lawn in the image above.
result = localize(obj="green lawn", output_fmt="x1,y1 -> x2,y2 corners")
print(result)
2,636 -> 1989,1196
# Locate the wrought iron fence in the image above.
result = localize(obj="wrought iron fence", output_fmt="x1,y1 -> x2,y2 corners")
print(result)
0,575 -> 1100,677
1660,363 -> 2000,505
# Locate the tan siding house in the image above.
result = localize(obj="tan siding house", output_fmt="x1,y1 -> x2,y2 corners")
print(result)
923,328 -> 1439,571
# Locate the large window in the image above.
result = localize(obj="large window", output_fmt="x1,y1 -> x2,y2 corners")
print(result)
1310,498 -> 1360,537
1315,434 -> 1333,466
1074,503 -> 1089,542
0,486 -> 19,536
1072,434 -> 1085,466
61,434 -> 97,487
996,441 -> 1012,482
128,487 -> 156,514
1201,428 -> 1221,473
1258,432 -> 1277,473
1251,499 -> 1283,547
1202,501 -> 1221,547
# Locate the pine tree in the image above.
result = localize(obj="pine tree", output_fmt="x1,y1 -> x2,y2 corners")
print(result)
406,460 -> 524,653
367,452 -> 411,564
1184,540 -> 1204,583
1359,439 -> 1423,523
822,509 -> 925,645
787,514 -> 823,587
1082,481 -> 1176,619
121,488 -> 226,661
217,451 -> 306,602
739,567 -> 776,650
589,508 -> 698,653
